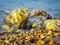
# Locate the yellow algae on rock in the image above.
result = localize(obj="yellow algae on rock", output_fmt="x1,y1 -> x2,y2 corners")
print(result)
55,19 -> 60,30
37,40 -> 41,45
32,23 -> 42,30
45,20 -> 60,30
2,25 -> 12,32
56,19 -> 60,26
37,40 -> 45,45
49,39 -> 54,45
56,19 -> 60,22
5,8 -> 29,29
44,20 -> 56,30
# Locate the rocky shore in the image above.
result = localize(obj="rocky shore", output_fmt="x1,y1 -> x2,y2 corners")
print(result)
0,8 -> 60,45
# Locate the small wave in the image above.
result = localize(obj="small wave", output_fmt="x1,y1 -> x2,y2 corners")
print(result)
0,10 -> 9,15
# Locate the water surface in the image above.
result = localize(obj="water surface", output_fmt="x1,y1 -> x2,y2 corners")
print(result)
0,0 -> 60,25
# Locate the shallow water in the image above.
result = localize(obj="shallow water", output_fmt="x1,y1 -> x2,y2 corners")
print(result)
0,0 -> 60,25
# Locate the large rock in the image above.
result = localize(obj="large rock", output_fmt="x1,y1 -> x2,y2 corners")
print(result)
5,8 -> 29,29
3,8 -> 60,32
27,16 -> 46,30
26,9 -> 52,30
45,20 -> 60,30
30,9 -> 52,19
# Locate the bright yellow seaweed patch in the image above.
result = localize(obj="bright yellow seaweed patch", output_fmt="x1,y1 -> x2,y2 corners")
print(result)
45,20 -> 56,30
5,8 -> 29,28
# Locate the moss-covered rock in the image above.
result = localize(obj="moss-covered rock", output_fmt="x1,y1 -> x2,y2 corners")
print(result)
5,8 -> 29,29
45,20 -> 60,30
2,25 -> 12,32
44,20 -> 56,30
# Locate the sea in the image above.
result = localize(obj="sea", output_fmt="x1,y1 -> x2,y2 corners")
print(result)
0,0 -> 60,25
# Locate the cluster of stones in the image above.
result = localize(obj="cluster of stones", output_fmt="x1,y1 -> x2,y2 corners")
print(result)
0,8 -> 60,45
0,29 -> 60,45
1,8 -> 60,32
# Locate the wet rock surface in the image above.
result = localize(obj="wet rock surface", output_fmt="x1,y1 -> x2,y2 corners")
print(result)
0,8 -> 60,45
5,8 -> 29,29
30,9 -> 52,19
45,20 -> 60,30
1,8 -> 53,32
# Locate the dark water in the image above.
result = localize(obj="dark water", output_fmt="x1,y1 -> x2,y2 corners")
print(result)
0,0 -> 60,25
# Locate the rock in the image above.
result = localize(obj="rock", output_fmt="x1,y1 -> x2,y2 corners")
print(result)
45,20 -> 60,30
2,25 -> 12,32
3,8 -> 60,32
49,39 -> 54,45
32,23 -> 42,30
44,20 -> 56,30
27,16 -> 46,30
30,9 -> 52,19
56,40 -> 60,45
44,38 -> 50,44
56,20 -> 60,27
5,8 -> 29,29
55,20 -> 60,30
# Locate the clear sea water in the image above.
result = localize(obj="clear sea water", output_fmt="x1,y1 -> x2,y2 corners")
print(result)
0,0 -> 60,25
